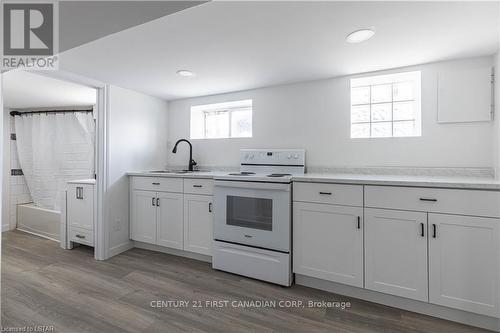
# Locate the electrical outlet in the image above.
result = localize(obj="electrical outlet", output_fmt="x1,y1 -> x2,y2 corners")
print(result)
113,218 -> 121,231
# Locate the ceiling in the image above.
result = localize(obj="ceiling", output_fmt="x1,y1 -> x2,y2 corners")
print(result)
58,1 -> 499,101
3,70 -> 96,109
59,1 -> 206,52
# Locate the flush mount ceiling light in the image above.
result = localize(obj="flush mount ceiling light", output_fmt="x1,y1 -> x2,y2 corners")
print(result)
176,69 -> 196,77
346,29 -> 375,43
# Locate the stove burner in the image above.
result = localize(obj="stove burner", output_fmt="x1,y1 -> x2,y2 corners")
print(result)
267,173 -> 292,178
228,172 -> 256,176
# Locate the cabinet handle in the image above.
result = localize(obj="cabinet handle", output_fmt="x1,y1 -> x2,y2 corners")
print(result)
432,224 -> 437,238
152,182 -> 160,185
420,223 -> 425,237
76,187 -> 84,199
319,192 -> 332,195
152,197 -> 156,206
357,216 -> 361,229
75,234 -> 85,239
209,202 -> 213,213
193,185 -> 203,188
419,198 -> 437,202
156,198 -> 160,207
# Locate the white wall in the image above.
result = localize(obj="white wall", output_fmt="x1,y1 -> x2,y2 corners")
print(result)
105,85 -> 168,256
168,57 -> 494,169
494,52 -> 500,178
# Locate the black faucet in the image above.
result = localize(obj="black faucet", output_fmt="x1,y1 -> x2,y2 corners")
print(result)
172,139 -> 197,171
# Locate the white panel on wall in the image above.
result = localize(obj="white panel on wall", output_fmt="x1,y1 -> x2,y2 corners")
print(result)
437,67 -> 492,123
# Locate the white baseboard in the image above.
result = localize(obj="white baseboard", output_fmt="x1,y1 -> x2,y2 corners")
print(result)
16,228 -> 60,242
134,241 -> 212,263
295,274 -> 500,332
2,224 -> 10,232
107,241 -> 134,259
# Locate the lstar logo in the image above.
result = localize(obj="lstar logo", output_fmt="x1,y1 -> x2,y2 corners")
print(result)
3,3 -> 53,56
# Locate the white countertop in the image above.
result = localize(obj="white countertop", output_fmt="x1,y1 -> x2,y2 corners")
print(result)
67,178 -> 96,185
127,171 -> 225,179
292,173 -> 500,190
127,171 -> 500,190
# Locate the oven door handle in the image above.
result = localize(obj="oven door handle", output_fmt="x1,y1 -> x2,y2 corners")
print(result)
214,180 -> 290,191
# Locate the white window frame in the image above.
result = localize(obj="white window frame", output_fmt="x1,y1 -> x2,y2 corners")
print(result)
190,99 -> 252,139
350,71 -> 422,139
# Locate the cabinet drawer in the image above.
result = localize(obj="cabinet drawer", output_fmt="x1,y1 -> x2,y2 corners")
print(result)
365,186 -> 500,218
184,178 -> 214,195
131,176 -> 183,193
69,227 -> 94,246
293,182 -> 363,206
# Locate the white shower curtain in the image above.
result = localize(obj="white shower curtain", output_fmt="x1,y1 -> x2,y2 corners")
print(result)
15,112 -> 95,211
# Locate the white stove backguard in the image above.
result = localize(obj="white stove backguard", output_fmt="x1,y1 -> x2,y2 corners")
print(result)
239,149 -> 305,175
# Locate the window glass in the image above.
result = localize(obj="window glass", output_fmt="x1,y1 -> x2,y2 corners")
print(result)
190,100 -> 252,139
350,71 -> 421,138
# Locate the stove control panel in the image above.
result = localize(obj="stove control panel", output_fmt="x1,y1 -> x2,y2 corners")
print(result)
240,149 -> 305,166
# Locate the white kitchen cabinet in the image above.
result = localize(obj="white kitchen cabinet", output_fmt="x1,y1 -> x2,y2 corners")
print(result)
364,208 -> 428,302
429,213 -> 500,317
183,194 -> 213,255
293,202 -> 363,287
156,192 -> 184,249
130,190 -> 157,244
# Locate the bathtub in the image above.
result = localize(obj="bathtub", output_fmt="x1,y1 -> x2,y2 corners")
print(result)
17,203 -> 60,242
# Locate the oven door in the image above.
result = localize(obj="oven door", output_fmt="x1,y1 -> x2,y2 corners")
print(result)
214,180 -> 291,252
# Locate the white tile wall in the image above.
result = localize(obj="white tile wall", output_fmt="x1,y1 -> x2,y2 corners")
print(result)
9,116 -> 32,227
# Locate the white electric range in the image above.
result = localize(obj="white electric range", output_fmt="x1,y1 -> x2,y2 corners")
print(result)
212,149 -> 305,286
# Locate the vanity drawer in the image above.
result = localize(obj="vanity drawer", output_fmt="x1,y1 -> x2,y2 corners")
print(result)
69,227 -> 94,246
131,176 -> 183,193
365,186 -> 500,218
293,182 -> 363,206
184,178 -> 214,195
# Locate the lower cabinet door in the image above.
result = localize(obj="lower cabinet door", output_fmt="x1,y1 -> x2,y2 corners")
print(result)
429,213 -> 500,317
293,202 -> 363,287
364,208 -> 428,301
67,184 -> 94,230
183,194 -> 213,255
130,190 -> 157,244
156,192 -> 184,249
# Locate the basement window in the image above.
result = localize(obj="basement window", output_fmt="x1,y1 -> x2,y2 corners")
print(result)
350,71 -> 421,138
190,99 -> 252,139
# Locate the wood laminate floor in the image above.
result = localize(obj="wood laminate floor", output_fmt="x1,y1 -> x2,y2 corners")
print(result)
1,230 -> 492,333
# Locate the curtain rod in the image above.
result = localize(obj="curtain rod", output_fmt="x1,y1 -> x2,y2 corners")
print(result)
10,110 -> 93,116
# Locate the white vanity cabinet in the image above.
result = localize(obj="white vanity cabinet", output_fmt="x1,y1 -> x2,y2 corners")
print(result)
129,176 -> 214,256
293,183 -> 364,288
67,180 -> 95,247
